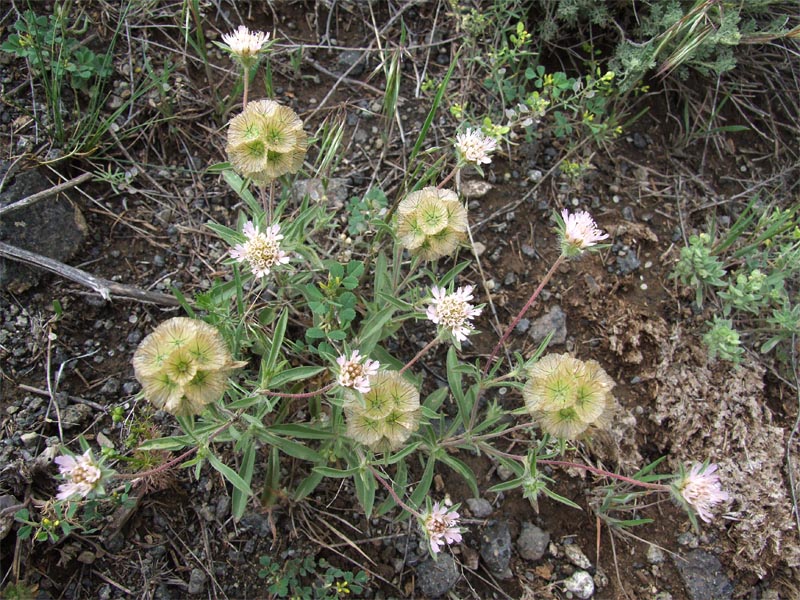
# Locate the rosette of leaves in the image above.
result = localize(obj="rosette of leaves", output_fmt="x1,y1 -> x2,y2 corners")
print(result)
225,99 -> 308,185
133,317 -> 245,416
395,187 -> 467,260
522,353 -> 615,439
344,371 -> 421,452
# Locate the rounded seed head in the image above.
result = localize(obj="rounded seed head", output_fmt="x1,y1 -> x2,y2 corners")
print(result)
133,318 -> 242,417
523,353 -> 615,439
344,371 -> 421,452
226,99 -> 308,184
395,188 -> 467,261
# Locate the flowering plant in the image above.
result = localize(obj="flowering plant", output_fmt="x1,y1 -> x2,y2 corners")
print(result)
46,24 -> 730,564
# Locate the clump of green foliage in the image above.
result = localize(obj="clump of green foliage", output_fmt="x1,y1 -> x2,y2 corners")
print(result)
258,554 -> 368,599
673,200 -> 800,362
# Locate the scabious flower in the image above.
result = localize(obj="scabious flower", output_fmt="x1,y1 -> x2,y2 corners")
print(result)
230,221 -> 290,278
344,371 -> 421,452
426,285 -> 482,342
673,462 -> 730,524
133,317 -> 245,417
522,353 -> 615,439
558,209 -> 608,257
336,350 -> 380,394
226,99 -> 308,185
55,449 -> 105,500
455,128 -> 497,166
395,187 -> 467,261
220,26 -> 269,67
422,501 -> 463,554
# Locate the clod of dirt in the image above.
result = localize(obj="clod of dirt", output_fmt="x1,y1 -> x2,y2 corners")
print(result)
416,553 -> 460,598
187,567 -> 207,595
674,549 -> 733,600
0,169 -> 87,293
516,522 -> 549,562
654,330 -> 800,577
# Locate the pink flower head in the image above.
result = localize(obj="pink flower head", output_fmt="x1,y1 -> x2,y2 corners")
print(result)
423,501 -> 463,554
559,209 -> 608,256
55,449 -> 103,500
676,462 -> 730,523
336,350 -> 380,394
455,128 -> 497,166
230,221 -> 290,278
426,285 -> 482,342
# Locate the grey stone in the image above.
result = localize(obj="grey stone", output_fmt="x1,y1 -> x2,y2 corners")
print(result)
521,244 -> 537,258
416,553 -> 459,598
564,543 -> 592,569
480,520 -> 512,575
516,522 -> 549,561
291,177 -> 349,207
0,169 -> 88,293
187,568 -> 206,595
461,180 -> 493,198
674,549 -> 733,600
465,498 -> 493,518
647,544 -> 666,564
563,570 -> 595,599
528,305 -> 567,345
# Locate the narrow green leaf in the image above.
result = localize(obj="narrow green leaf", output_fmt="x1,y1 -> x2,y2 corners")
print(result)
314,466 -> 362,478
267,366 -> 327,389
232,438 -> 256,520
266,424 -> 334,440
409,457 -> 436,510
438,453 -> 479,497
294,469 -> 325,501
138,436 -> 190,451
207,452 -> 253,497
354,469 -> 376,517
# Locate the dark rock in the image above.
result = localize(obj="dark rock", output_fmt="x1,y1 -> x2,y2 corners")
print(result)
521,244 -> 537,258
674,549 -> 733,600
515,318 -> 531,334
632,131 -> 649,149
622,206 -> 635,221
60,403 -> 93,430
517,522 -> 549,561
416,553 -> 459,598
616,249 -> 641,275
480,520 -> 512,576
528,305 -> 567,345
0,494 -> 20,540
0,169 -> 88,293
337,50 -> 365,76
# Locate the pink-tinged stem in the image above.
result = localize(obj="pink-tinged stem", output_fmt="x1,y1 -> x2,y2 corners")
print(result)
538,459 -> 670,491
116,421 -> 231,481
368,465 -> 423,519
399,338 -> 440,375
481,445 -> 670,492
482,254 -> 566,376
437,167 -> 458,189
261,382 -> 335,399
